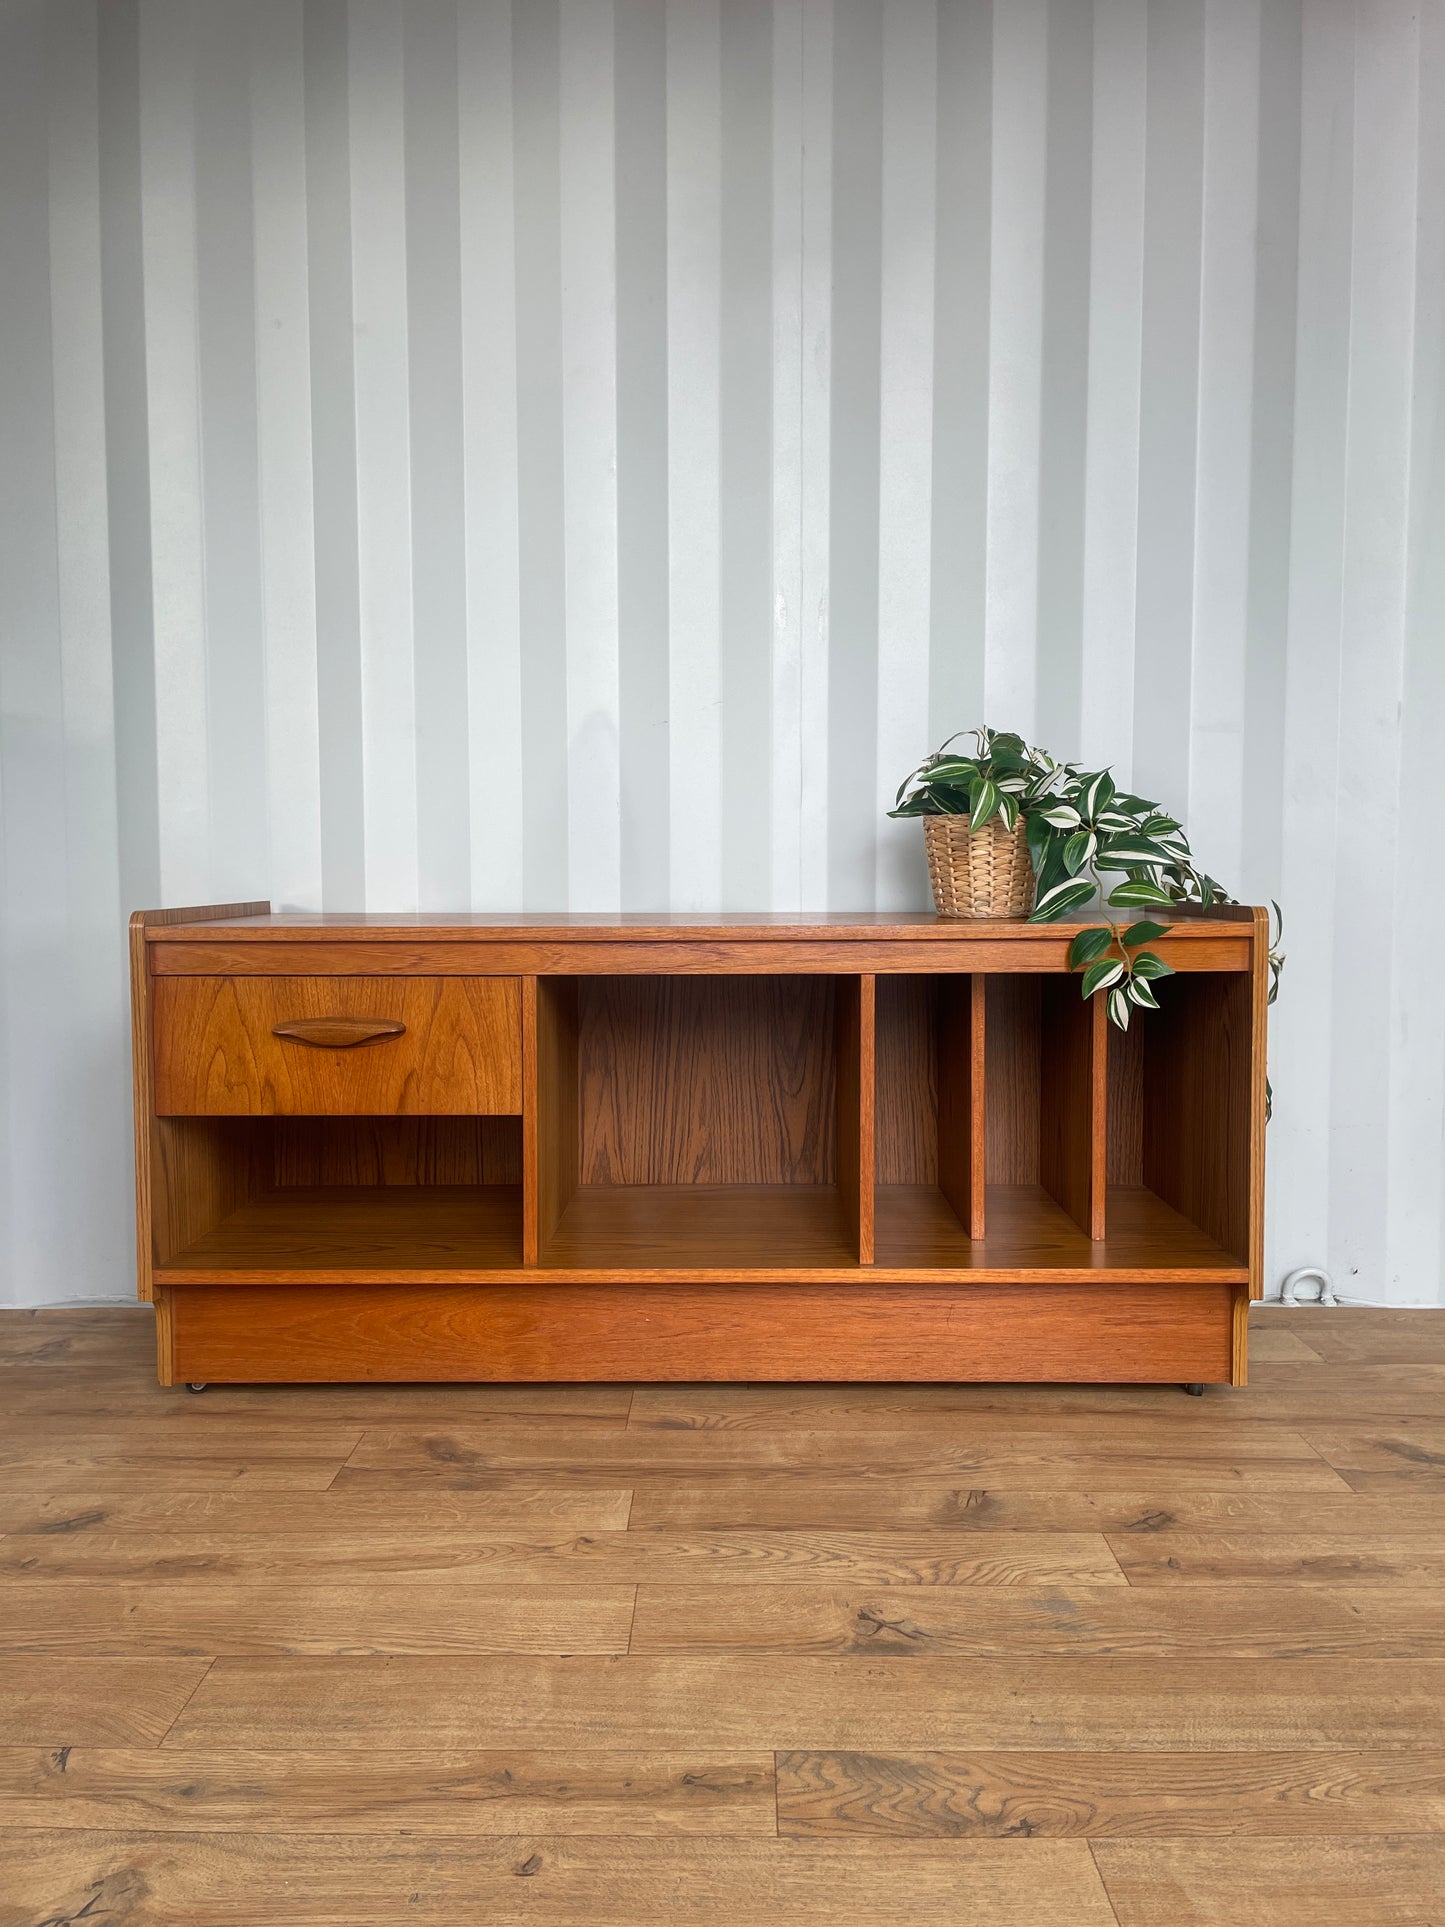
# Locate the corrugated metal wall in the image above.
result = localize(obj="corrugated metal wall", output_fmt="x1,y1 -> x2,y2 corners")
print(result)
2,0 -> 1442,1306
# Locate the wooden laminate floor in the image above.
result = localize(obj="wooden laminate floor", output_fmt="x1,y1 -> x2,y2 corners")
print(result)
1,1308 -> 1443,1924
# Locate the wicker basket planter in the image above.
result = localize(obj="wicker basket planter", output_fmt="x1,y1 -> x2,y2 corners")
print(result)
923,814 -> 1036,919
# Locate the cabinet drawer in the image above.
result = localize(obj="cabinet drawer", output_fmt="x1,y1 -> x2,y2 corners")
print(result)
152,977 -> 522,1116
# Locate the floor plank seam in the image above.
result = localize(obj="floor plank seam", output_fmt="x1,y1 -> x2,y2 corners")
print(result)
1088,1840 -> 1125,1925
625,1585 -> 640,1654
154,1657 -> 216,1750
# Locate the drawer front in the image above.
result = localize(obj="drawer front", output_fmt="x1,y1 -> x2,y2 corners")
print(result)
153,976 -> 522,1116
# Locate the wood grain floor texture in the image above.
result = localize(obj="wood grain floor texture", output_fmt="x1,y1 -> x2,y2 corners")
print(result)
0,1310 -> 1443,1924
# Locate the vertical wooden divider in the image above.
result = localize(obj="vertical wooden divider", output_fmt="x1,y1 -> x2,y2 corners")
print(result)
834,974 -> 875,1263
937,974 -> 987,1240
525,976 -> 580,1265
1039,978 -> 1108,1240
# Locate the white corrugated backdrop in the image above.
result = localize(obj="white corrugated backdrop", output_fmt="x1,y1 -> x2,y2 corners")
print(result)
1,0 -> 1442,1307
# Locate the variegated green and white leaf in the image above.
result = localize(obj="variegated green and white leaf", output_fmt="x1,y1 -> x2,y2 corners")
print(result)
1029,876 -> 1097,921
1082,957 -> 1126,999
1068,926 -> 1115,968
1130,951 -> 1175,981
1107,985 -> 1132,1031
1062,829 -> 1097,875
1126,976 -> 1160,1009
1108,879 -> 1174,907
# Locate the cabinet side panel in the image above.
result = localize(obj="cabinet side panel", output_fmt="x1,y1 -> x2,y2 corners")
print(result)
129,915 -> 156,1301
834,976 -> 875,1262
1249,906 -> 1270,1298
1143,973 -> 1252,1261
534,977 -> 580,1248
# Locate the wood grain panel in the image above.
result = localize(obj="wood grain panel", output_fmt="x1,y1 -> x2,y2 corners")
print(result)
0,1530 -> 1123,1590
130,903 -> 271,1306
163,1654 -> 1445,1751
1107,1015 -> 1145,1185
775,1748 -> 1445,1838
153,976 -> 522,1116
628,1584 -> 1445,1659
833,976 -> 874,1262
146,908 -> 1257,937
0,1658 -> 211,1747
985,976 -> 1040,1184
164,1281 -> 1237,1383
1093,1835 -> 1445,1926
625,1483 -> 1397,1532
937,976 -> 986,1239
0,1581 -> 636,1656
0,1830 -> 1117,1925
874,1184 -> 1245,1278
1039,977 -> 1106,1238
0,1747 -> 775,1836
269,1116 -> 522,1187
1108,1533 -> 1445,1588
1143,972 -> 1252,1262
532,976 -> 579,1258
156,1186 -> 524,1275
873,975 -> 936,1183
578,976 -> 836,1184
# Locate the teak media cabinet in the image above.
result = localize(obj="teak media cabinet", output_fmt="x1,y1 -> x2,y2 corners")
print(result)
130,905 -> 1268,1388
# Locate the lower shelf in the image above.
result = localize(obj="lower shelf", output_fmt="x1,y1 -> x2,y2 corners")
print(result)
540,1184 -> 858,1272
158,1186 -> 523,1280
876,1184 -> 1247,1281
154,1180 -> 1247,1286
160,1278 -> 1243,1384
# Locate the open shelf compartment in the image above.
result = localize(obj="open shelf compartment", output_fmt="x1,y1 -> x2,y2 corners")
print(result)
873,971 -> 1245,1278
1107,970 -> 1253,1269
532,974 -> 873,1270
153,1117 -> 524,1280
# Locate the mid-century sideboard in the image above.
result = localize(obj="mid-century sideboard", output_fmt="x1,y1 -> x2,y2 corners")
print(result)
130,904 -> 1268,1389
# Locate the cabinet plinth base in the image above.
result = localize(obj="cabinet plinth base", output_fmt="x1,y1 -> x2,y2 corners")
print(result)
158,1281 -> 1240,1386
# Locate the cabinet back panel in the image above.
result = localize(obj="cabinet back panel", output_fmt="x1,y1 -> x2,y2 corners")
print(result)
1107,1020 -> 1145,1185
1143,973 -> 1252,1261
270,1117 -> 522,1188
985,977 -> 1041,1184
579,976 -> 837,1185
874,976 -> 937,1184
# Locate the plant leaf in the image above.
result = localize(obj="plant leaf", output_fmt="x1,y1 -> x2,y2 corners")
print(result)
1082,958 -> 1127,999
1126,976 -> 1160,1009
1077,770 -> 1116,821
1122,920 -> 1171,947
1028,877 -> 1097,921
1097,838 -> 1168,868
1068,927 -> 1115,969
968,775 -> 1000,829
1107,879 -> 1173,907
1062,829 -> 1096,875
1130,951 -> 1175,981
1037,804 -> 1081,829
1107,985 -> 1132,1030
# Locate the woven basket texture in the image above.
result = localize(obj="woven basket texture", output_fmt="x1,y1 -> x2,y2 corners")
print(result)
923,814 -> 1036,919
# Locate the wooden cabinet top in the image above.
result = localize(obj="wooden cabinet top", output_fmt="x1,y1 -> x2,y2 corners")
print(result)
139,905 -> 1264,976
147,907 -> 1258,943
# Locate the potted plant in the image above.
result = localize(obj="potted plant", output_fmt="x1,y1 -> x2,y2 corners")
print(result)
890,726 -> 1283,1034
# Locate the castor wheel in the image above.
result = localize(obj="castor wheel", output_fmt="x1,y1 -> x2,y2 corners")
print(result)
1183,1383 -> 1204,1397
186,1382 -> 209,1394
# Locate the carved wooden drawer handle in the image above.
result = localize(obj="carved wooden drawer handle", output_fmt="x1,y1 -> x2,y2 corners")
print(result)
271,1017 -> 407,1049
